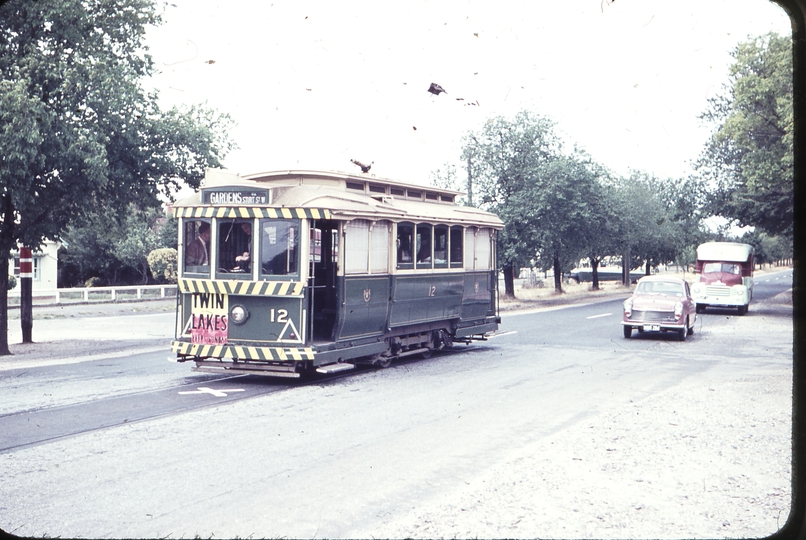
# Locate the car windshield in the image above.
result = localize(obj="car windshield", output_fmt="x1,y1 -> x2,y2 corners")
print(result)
636,280 -> 684,296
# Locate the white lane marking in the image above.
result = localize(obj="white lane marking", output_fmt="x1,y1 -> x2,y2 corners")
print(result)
178,387 -> 245,397
485,331 -> 518,339
586,313 -> 613,320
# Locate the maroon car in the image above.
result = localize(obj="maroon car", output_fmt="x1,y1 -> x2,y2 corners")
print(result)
622,275 -> 697,341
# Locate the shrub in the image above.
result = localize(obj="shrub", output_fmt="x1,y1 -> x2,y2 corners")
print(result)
84,276 -> 103,288
7,274 -> 17,291
147,248 -> 178,283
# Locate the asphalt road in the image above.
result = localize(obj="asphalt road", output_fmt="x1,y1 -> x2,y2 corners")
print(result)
0,268 -> 793,538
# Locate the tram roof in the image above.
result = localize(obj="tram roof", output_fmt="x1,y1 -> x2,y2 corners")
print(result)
172,168 -> 503,228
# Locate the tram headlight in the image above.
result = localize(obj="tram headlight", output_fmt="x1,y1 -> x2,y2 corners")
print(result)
230,305 -> 249,324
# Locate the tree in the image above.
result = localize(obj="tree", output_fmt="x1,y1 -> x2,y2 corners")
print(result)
113,206 -> 162,285
460,111 -> 565,297
0,0 -> 235,354
697,32 -> 793,238
524,152 -> 605,294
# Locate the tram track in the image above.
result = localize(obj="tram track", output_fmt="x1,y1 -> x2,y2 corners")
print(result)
0,344 -> 485,454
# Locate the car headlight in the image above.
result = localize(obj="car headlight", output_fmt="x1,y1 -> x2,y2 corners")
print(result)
692,283 -> 702,293
674,301 -> 683,318
623,298 -> 632,317
230,305 -> 249,324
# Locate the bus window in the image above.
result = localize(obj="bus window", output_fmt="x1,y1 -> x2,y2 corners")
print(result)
260,219 -> 299,277
434,225 -> 448,268
217,220 -> 253,276
450,226 -> 463,268
396,222 -> 414,269
416,224 -> 432,268
184,220 -> 211,274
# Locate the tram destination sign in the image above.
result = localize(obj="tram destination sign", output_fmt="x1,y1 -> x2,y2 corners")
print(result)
202,188 -> 269,205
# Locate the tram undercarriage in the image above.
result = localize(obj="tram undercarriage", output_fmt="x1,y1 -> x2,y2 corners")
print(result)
175,317 -> 499,378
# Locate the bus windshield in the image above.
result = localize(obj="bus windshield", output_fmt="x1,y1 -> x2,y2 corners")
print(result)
703,262 -> 741,275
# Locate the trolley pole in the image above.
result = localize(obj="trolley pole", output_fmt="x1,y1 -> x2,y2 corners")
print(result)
19,247 -> 33,343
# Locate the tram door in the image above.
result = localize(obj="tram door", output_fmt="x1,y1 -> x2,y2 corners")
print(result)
310,220 -> 339,342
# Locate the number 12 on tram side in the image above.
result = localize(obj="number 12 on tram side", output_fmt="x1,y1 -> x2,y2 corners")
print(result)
171,169 -> 503,378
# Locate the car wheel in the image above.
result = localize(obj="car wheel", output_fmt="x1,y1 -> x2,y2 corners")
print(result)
623,325 -> 632,338
696,304 -> 705,314
678,319 -> 687,341
687,318 -> 694,336
738,305 -> 747,316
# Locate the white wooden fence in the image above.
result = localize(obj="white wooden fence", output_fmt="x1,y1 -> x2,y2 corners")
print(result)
7,284 -> 178,306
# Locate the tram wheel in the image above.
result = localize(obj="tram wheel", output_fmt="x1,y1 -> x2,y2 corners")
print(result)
420,348 -> 432,359
373,354 -> 393,368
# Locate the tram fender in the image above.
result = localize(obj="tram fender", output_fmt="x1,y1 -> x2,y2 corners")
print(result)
313,340 -> 389,365
454,321 -> 498,338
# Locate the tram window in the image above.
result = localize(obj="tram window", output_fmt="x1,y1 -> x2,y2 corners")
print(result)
345,220 -> 370,274
396,222 -> 414,269
260,219 -> 299,276
416,224 -> 432,268
217,220 -> 253,276
464,227 -> 476,270
183,219 -> 211,274
450,226 -> 463,268
476,228 -> 491,270
370,221 -> 390,273
434,225 -> 448,268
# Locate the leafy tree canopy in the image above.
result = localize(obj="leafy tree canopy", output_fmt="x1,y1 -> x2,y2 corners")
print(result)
697,32 -> 793,238
0,0 -> 236,353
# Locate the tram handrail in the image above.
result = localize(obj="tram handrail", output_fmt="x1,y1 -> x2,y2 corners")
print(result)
7,284 -> 178,306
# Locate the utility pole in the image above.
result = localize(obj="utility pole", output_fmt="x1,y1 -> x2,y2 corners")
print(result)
20,247 -> 33,343
466,156 -> 473,207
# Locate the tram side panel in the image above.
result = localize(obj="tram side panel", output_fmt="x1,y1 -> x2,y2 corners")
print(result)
337,275 -> 392,339
456,270 -> 498,336
389,274 -> 464,329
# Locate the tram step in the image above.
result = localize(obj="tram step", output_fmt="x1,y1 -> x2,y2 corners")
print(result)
316,362 -> 356,374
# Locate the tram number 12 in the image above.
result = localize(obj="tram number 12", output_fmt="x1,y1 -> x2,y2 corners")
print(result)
270,309 -> 288,323
428,286 -> 436,297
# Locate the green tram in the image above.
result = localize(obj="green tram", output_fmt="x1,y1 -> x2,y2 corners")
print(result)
171,168 -> 503,377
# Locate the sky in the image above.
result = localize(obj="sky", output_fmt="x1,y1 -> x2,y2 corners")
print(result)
144,0 -> 793,189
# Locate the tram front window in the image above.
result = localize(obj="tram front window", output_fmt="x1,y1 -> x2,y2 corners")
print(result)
184,219 -> 211,274
261,219 -> 299,277
218,220 -> 253,275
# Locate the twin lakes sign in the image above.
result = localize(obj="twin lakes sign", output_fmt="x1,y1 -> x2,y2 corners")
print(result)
190,292 -> 229,345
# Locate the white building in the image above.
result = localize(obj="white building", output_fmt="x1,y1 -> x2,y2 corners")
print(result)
8,241 -> 60,292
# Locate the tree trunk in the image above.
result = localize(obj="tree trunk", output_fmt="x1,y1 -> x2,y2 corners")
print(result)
645,259 -> 651,276
503,263 -> 516,298
590,257 -> 600,291
553,254 -> 563,294
622,247 -> 631,286
0,251 -> 10,355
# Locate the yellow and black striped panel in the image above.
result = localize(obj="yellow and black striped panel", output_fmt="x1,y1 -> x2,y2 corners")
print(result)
179,278 -> 305,297
172,341 -> 315,361
173,206 -> 331,220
